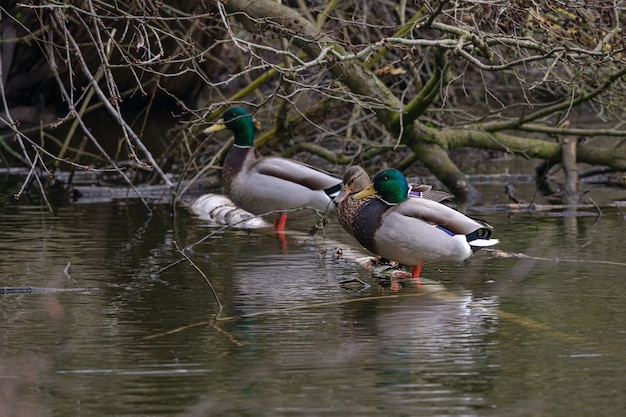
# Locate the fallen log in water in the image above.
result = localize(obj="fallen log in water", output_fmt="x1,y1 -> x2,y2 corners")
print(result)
0,287 -> 94,295
187,193 -> 450,286
189,194 -> 270,229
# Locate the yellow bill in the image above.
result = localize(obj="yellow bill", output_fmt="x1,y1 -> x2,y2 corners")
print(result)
203,118 -> 227,133
353,183 -> 377,200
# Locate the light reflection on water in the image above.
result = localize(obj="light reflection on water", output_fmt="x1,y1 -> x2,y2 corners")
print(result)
1,199 -> 626,416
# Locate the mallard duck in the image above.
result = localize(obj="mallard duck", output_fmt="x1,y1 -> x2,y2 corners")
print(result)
335,166 -> 372,237
204,107 -> 341,231
335,166 -> 453,237
349,168 -> 499,277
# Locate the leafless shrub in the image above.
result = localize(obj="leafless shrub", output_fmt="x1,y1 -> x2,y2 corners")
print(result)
1,0 -> 625,207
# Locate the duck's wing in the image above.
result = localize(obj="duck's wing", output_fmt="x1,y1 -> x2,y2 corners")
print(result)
253,157 -> 341,193
409,184 -> 454,203
392,197 -> 491,235
409,184 -> 432,193
422,190 -> 455,202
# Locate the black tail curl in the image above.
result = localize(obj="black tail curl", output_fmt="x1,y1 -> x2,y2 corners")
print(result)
466,228 -> 492,242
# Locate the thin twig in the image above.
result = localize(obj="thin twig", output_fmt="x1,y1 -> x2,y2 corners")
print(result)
173,240 -> 223,314
586,196 -> 603,219
58,9 -> 173,188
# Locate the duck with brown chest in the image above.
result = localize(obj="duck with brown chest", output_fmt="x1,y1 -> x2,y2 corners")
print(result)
344,168 -> 499,277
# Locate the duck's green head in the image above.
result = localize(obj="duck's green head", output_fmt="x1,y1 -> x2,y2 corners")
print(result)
353,168 -> 408,204
204,107 -> 255,147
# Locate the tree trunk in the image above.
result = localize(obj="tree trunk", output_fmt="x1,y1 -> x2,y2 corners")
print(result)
562,136 -> 579,207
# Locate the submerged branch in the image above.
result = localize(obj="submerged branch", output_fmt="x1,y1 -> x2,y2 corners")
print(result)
173,240 -> 223,313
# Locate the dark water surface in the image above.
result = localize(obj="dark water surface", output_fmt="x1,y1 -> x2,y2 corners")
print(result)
1,191 -> 626,416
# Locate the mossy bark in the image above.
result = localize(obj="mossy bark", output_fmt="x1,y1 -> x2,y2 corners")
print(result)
436,128 -> 626,170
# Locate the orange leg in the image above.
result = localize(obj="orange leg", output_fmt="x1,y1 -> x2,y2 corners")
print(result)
411,264 -> 423,278
273,213 -> 287,231
410,264 -> 423,288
